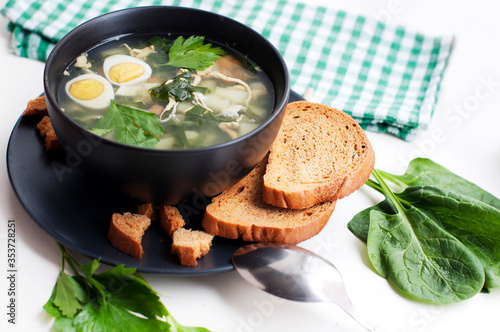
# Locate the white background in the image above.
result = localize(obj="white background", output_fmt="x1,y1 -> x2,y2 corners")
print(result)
1,0 -> 500,331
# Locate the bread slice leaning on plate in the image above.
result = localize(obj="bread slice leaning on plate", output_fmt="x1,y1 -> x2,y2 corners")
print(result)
202,155 -> 336,244
262,101 -> 375,209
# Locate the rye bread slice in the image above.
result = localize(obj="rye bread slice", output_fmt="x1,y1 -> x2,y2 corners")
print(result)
262,101 -> 375,209
202,155 -> 336,244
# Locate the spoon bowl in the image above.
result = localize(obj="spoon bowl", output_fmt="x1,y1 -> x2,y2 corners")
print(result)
232,243 -> 383,331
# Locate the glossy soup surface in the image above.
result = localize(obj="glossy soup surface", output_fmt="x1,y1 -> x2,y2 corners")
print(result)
57,34 -> 275,149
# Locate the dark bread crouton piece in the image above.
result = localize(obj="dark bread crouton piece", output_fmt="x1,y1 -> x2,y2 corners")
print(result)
36,116 -> 53,137
108,212 -> 151,259
36,116 -> 61,151
138,203 -> 157,221
158,205 -> 185,236
23,96 -> 48,116
44,131 -> 61,151
171,228 -> 214,266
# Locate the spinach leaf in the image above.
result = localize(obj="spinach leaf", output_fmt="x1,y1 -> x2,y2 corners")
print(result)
399,186 -> 500,240
378,158 -> 500,209
365,170 -> 485,303
348,158 -> 500,242
91,100 -> 164,148
399,185 -> 500,290
368,207 -> 485,303
149,71 -> 208,103
348,159 -> 500,303
347,200 -> 391,242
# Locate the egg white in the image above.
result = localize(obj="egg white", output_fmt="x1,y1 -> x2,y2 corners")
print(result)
103,54 -> 152,86
65,73 -> 114,110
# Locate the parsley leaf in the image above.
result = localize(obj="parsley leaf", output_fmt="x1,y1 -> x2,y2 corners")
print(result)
44,243 -> 211,332
91,100 -> 164,148
52,273 -> 87,318
160,35 -> 225,70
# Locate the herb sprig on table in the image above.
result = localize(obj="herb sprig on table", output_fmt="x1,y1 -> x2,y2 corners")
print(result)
348,158 -> 500,304
44,243 -> 210,332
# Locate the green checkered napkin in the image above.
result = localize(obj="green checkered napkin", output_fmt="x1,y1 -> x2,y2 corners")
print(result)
1,0 -> 454,140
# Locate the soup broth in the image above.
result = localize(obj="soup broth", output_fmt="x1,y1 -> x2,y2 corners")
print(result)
57,34 -> 275,149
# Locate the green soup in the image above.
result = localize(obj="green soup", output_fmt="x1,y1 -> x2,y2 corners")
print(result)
57,34 -> 275,149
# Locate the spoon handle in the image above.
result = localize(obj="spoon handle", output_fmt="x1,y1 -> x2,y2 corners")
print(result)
333,296 -> 380,332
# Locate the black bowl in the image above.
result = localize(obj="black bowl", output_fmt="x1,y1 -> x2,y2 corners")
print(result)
44,6 -> 290,204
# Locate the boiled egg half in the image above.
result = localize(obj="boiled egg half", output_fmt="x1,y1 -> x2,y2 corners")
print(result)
103,54 -> 152,86
65,73 -> 114,110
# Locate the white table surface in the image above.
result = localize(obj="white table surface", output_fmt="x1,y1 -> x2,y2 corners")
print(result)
1,0 -> 499,331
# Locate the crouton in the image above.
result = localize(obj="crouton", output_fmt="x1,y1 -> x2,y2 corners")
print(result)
158,205 -> 185,236
107,212 -> 151,259
138,203 -> 157,221
171,228 -> 214,266
23,96 -> 48,116
36,116 -> 61,151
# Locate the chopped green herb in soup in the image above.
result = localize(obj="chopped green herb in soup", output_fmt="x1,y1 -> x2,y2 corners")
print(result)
58,35 -> 275,149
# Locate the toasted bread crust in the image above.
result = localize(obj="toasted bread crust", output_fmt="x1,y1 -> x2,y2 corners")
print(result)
202,156 -> 336,244
36,116 -> 61,151
158,205 -> 185,236
171,228 -> 213,266
23,96 -> 48,116
262,101 -> 375,209
137,203 -> 157,221
107,212 -> 151,259
202,209 -> 333,244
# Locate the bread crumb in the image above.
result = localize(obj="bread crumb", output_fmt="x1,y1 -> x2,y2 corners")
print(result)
23,96 -> 48,116
107,212 -> 151,259
158,205 -> 185,236
171,228 -> 214,266
36,116 -> 61,151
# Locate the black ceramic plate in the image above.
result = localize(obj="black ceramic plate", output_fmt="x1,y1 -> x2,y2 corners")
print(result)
6,91 -> 303,275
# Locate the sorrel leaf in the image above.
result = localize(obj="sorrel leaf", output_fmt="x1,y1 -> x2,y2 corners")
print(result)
149,71 -> 208,103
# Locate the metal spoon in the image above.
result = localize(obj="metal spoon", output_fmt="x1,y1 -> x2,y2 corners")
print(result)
232,243 -> 382,332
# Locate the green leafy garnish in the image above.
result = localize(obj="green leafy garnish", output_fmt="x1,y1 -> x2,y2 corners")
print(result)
44,243 -> 210,332
163,105 -> 234,149
149,36 -> 174,54
91,100 -> 164,148
184,105 -> 232,125
158,35 -> 225,71
348,158 -> 500,303
149,71 -> 208,103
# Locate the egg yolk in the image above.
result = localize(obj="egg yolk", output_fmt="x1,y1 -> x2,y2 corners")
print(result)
108,63 -> 145,83
69,79 -> 105,100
